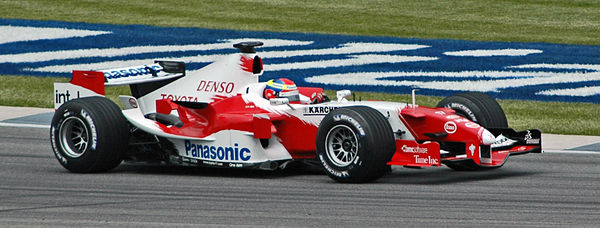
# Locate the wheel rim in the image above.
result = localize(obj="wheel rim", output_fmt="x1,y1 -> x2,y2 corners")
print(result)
325,125 -> 359,167
58,116 -> 90,158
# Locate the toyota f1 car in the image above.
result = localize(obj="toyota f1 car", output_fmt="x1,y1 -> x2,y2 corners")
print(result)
50,41 -> 542,183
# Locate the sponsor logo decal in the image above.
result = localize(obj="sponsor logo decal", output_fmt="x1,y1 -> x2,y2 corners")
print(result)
50,126 -> 68,165
469,144 -> 476,156
228,163 -> 243,168
184,140 -> 251,161
196,80 -> 235,94
524,130 -> 540,144
55,90 -> 81,104
303,106 -> 339,116
53,83 -> 100,109
80,109 -> 97,150
445,103 -> 477,121
444,121 -> 457,134
333,114 -> 365,136
319,154 -> 349,178
401,144 -> 428,153
160,93 -> 199,102
414,155 -> 439,165
391,140 -> 440,167
104,65 -> 161,79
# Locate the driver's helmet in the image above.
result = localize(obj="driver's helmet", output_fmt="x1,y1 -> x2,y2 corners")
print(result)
263,78 -> 300,103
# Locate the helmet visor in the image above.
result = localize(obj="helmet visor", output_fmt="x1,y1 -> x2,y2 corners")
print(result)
279,90 -> 300,102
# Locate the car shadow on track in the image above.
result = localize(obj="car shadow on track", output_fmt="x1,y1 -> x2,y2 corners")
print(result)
112,160 -> 325,179
377,166 -> 538,185
110,162 -> 538,184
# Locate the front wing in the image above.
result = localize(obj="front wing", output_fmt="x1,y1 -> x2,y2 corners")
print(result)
388,129 -> 542,167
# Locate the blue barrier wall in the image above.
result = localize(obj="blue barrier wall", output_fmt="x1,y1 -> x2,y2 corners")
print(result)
1,18 -> 599,103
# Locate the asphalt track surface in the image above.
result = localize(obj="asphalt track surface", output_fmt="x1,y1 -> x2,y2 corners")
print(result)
1,126 -> 600,227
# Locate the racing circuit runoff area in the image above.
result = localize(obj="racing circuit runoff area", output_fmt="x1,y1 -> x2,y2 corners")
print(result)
1,106 -> 600,227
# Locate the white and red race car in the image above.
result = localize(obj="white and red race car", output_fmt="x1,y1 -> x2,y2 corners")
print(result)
50,41 -> 542,183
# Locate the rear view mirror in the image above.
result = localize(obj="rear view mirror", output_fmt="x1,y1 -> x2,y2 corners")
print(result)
336,90 -> 351,102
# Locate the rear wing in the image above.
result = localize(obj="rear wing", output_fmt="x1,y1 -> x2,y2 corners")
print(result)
54,61 -> 185,109
103,61 -> 185,86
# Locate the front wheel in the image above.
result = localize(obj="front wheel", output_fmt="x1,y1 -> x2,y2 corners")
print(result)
316,106 -> 395,183
50,97 -> 130,173
437,92 -> 508,171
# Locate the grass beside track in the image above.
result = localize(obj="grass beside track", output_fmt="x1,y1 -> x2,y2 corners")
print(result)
1,0 -> 599,135
2,0 -> 599,45
2,75 -> 598,136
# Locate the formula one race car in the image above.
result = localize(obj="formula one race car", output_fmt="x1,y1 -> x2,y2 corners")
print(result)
50,41 -> 542,183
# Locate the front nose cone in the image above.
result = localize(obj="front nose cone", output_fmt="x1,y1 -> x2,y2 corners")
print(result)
481,129 -> 496,145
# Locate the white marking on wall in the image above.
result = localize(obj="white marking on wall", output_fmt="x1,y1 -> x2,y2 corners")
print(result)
26,42 -> 431,73
0,38 -> 312,63
444,49 -> 543,57
508,63 -> 600,71
0,26 -> 110,45
305,70 -> 600,92
266,55 -> 437,71
259,42 -> 429,58
536,86 -> 600,96
194,42 -> 429,61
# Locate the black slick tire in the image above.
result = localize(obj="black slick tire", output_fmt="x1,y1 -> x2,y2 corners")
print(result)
50,96 -> 130,173
437,92 -> 508,171
316,106 -> 395,183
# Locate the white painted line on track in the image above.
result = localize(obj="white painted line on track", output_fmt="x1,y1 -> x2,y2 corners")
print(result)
543,150 -> 600,154
0,122 -> 50,129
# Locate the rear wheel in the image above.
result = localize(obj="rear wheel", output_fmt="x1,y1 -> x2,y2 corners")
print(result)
316,106 -> 395,183
50,97 -> 130,173
437,92 -> 507,171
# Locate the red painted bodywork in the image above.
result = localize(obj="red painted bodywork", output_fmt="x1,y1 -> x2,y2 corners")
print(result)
400,106 -> 484,142
150,93 -> 537,165
71,70 -> 106,95
152,94 -> 320,159
392,106 -> 538,167
240,55 -> 258,73
389,140 -> 441,167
